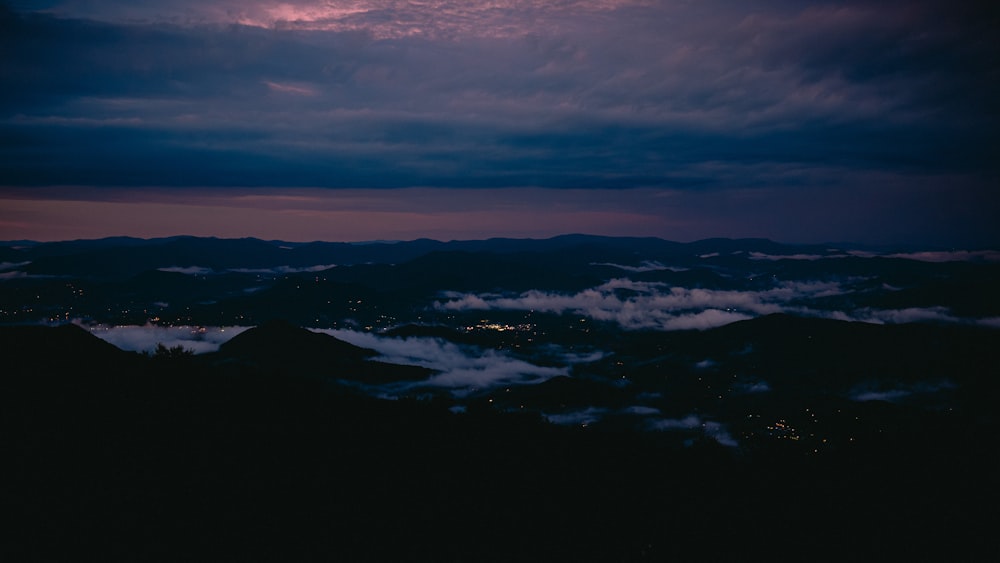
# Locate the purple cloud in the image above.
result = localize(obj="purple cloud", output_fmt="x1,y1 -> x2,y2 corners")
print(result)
3,1 -> 997,245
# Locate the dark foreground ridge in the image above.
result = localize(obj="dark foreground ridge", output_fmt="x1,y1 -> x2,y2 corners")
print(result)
4,323 -> 997,562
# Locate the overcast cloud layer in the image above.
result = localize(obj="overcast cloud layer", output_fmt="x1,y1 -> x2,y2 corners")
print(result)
2,1 -> 998,244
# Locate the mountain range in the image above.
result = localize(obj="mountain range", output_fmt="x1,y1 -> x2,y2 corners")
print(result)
4,235 -> 998,561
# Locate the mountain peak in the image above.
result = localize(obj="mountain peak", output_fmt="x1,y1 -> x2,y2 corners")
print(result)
217,320 -> 376,366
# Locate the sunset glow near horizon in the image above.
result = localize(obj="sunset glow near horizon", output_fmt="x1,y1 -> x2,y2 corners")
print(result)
2,1 -> 998,245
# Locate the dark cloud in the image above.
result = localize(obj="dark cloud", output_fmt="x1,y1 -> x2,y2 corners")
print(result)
2,1 -> 998,243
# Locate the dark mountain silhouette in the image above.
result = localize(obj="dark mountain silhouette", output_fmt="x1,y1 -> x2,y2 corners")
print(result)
0,245 -> 26,262
6,234 -> 883,280
3,235 -> 999,560
0,323 -> 133,371
217,318 -> 375,362
4,322 -> 994,561
316,249 -> 605,294
490,374 -> 634,411
211,319 -> 433,383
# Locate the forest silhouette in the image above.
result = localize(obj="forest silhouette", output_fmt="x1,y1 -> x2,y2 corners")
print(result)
5,322 -> 995,561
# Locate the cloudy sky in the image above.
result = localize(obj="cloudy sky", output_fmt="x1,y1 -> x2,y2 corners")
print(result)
1,1 -> 997,244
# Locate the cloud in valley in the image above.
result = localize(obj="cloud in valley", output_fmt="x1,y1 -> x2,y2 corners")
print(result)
86,324 -> 250,354
229,264 -> 337,274
645,415 -> 739,447
315,329 -> 567,395
749,252 -> 844,261
544,407 -> 608,427
884,250 -> 1000,263
849,380 -> 956,403
158,266 -> 214,275
845,307 -> 1000,328
0,270 -> 53,280
435,278 -> 844,330
158,264 -> 338,275
436,275 -> 1000,330
591,261 -> 687,273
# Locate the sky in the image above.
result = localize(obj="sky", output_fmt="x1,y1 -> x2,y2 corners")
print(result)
1,0 -> 998,245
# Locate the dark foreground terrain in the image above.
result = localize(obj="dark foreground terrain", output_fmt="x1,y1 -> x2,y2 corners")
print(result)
4,235 -> 999,561
4,322 -> 997,562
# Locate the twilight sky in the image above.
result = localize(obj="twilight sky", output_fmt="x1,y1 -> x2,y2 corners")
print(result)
1,1 -> 998,244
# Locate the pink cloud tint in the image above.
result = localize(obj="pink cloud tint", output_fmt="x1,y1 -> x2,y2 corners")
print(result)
37,1 -> 653,38
0,187 -> 675,242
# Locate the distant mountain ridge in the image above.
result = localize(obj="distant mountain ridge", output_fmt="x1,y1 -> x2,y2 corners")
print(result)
3,232 -> 999,329
1,234 -> 877,280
